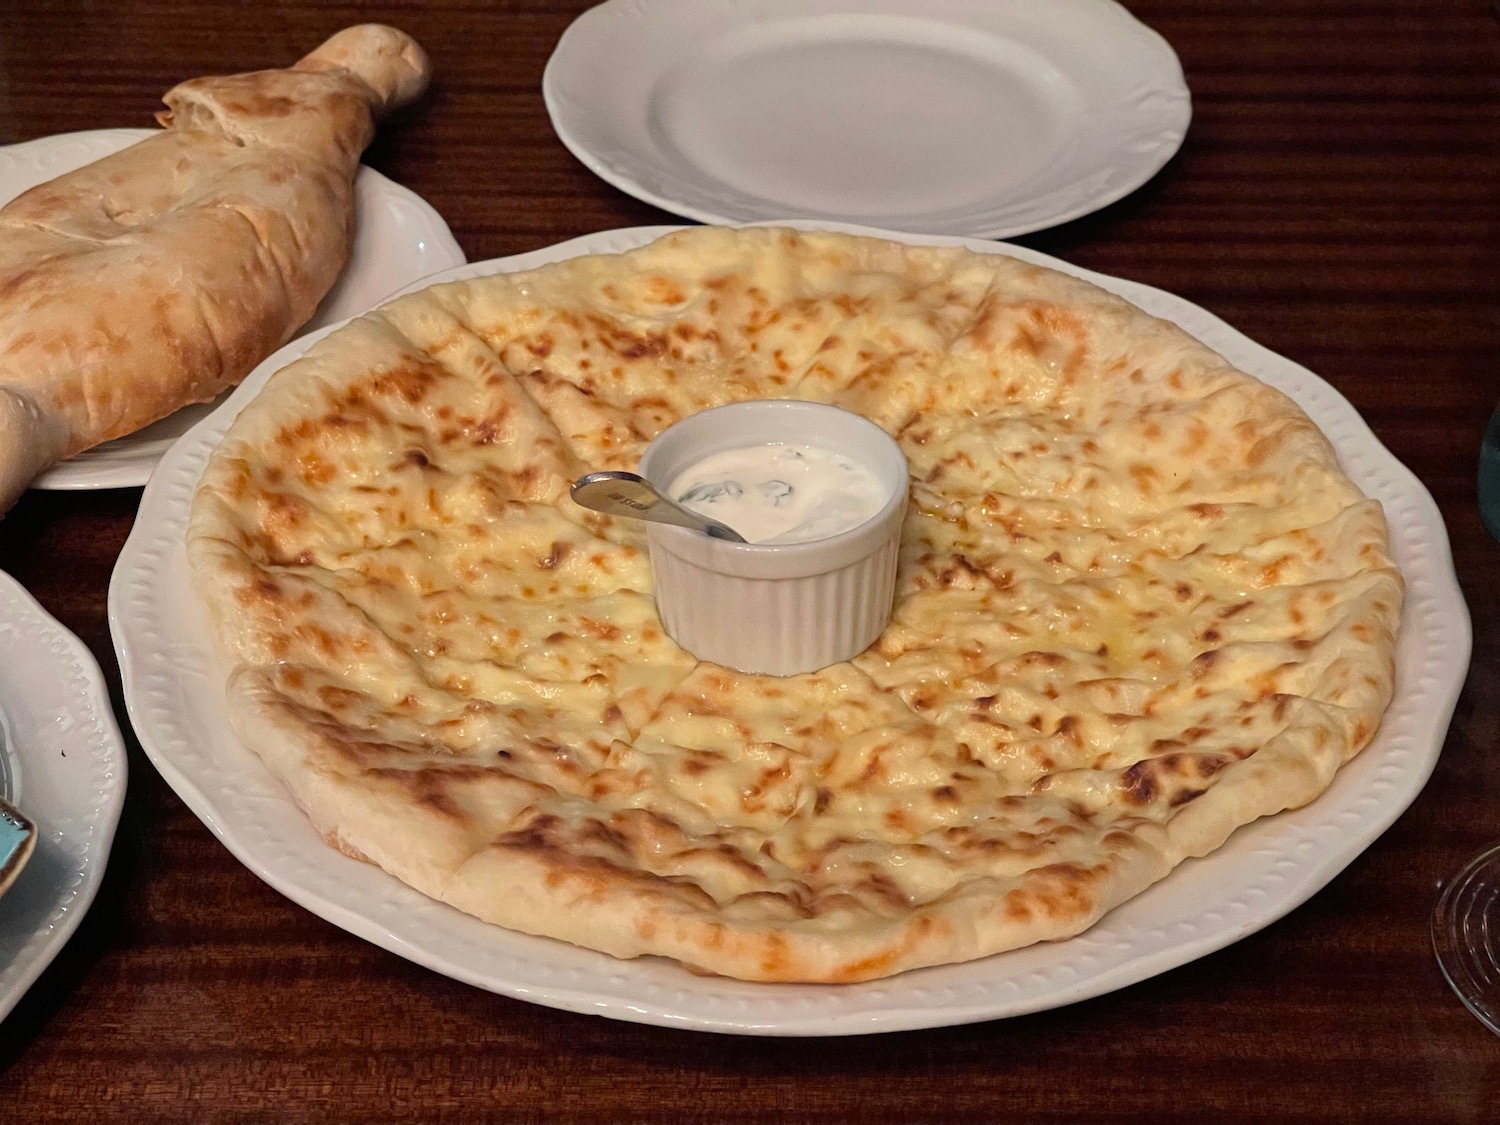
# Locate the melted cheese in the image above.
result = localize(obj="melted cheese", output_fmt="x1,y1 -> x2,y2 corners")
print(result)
188,227 -> 1402,983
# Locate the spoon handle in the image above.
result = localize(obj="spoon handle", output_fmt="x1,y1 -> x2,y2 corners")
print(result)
0,793 -> 36,899
570,471 -> 748,542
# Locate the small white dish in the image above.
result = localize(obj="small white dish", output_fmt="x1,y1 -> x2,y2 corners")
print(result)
543,0 -> 1190,238
111,223 -> 1467,1036
0,128 -> 467,492
639,400 -> 909,675
0,570 -> 127,1023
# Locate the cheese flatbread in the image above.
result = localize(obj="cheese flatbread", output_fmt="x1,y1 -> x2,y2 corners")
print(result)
188,228 -> 1401,982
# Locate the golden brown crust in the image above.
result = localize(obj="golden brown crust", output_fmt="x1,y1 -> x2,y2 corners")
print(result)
188,228 -> 1402,982
0,24 -> 431,512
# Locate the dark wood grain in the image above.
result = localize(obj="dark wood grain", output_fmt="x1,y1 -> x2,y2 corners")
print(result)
2,0 -> 1499,1120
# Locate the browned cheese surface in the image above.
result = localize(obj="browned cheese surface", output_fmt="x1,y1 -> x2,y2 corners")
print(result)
188,227 -> 1400,982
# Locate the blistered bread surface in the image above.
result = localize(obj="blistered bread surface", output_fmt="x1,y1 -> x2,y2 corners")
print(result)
188,228 -> 1402,982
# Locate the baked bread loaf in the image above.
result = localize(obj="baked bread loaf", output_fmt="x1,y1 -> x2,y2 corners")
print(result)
0,24 -> 431,512
188,227 -> 1402,982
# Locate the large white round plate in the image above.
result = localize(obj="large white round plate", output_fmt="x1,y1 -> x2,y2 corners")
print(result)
0,570 -> 127,1023
0,128 -> 467,491
543,0 -> 1190,238
110,222 -> 1468,1036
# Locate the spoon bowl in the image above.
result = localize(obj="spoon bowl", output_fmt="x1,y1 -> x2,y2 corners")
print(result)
570,470 -> 748,542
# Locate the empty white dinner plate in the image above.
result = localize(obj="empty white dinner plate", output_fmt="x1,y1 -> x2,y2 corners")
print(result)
543,0 -> 1190,237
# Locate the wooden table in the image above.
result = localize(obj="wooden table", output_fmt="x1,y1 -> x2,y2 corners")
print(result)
2,1 -> 1498,1120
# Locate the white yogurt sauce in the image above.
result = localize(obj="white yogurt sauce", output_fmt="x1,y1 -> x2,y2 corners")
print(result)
668,442 -> 888,544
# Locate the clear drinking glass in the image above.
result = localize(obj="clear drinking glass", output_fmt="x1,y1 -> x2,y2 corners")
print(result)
1433,842 -> 1500,1034
1430,403 -> 1500,1033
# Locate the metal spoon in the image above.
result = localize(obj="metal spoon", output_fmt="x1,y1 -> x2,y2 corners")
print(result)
570,471 -> 748,542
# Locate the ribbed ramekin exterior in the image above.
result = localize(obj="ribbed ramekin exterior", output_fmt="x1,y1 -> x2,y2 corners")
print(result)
649,531 -> 901,676
637,399 -> 910,676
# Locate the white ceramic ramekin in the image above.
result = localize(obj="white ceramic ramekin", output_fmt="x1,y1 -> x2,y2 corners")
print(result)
637,400 -> 908,676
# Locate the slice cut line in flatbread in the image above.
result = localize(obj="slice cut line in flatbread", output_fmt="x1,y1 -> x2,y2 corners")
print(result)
188,227 -> 1402,983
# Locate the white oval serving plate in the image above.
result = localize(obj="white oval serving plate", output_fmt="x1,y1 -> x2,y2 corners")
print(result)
110,222 -> 1468,1036
0,128 -> 466,491
543,0 -> 1191,237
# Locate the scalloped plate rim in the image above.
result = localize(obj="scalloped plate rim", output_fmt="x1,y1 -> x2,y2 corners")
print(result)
0,570 -> 128,1023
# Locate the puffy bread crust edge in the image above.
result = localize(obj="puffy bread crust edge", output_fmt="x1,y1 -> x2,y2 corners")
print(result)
226,667 -> 1178,983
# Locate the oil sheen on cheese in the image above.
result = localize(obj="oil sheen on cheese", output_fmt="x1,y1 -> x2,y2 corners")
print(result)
669,443 -> 888,544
